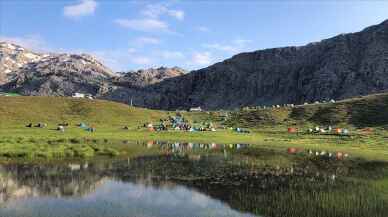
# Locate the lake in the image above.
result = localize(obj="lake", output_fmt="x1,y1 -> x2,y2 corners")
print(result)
0,141 -> 387,217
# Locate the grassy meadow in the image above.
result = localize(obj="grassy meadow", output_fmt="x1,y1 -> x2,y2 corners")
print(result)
0,95 -> 387,161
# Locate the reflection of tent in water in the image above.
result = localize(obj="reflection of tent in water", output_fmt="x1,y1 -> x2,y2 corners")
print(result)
146,141 -> 249,152
234,128 -> 250,133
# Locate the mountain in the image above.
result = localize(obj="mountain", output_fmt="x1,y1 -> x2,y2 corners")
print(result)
113,66 -> 186,88
2,20 -> 388,110
2,52 -> 114,96
134,19 -> 388,110
0,42 -> 185,99
0,42 -> 44,84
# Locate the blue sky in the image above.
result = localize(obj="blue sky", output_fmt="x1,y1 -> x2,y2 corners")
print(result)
1,0 -> 388,71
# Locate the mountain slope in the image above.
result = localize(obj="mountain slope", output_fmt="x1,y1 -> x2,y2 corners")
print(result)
0,42 -> 44,84
114,67 -> 186,88
225,92 -> 388,128
0,43 -> 186,99
2,20 -> 388,110
2,53 -> 114,96
135,19 -> 388,110
0,96 -> 165,127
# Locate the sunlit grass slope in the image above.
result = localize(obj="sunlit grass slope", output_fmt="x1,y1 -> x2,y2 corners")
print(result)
0,96 -> 166,128
226,92 -> 388,129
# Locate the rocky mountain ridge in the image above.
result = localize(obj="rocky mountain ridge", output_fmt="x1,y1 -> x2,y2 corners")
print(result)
0,42 -> 44,84
113,66 -> 186,88
132,19 -> 388,109
2,19 -> 388,110
0,42 -> 183,97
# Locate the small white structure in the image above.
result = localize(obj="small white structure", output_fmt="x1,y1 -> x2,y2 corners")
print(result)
189,107 -> 202,112
72,93 -> 94,99
68,164 -> 81,171
72,93 -> 85,98
85,94 -> 94,100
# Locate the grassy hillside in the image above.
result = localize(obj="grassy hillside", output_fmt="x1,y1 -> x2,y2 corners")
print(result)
226,93 -> 388,129
5,93 -> 387,130
0,96 -> 166,128
0,95 -> 387,161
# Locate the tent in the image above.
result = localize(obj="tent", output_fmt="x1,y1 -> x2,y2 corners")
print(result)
79,122 -> 88,128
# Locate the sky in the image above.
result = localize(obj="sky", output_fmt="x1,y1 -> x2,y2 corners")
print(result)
1,0 -> 388,71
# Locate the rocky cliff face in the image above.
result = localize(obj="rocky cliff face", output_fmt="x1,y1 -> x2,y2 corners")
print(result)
2,20 -> 388,110
134,19 -> 388,110
113,67 -> 186,88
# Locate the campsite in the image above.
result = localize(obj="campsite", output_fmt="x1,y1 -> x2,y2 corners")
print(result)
0,94 -> 388,161
2,1 -> 388,216
0,95 -> 387,217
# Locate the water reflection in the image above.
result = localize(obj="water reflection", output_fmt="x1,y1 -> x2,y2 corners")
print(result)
145,141 -> 249,153
0,142 -> 387,217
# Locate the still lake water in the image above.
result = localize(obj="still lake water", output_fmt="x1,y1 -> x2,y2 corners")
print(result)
0,141 -> 387,217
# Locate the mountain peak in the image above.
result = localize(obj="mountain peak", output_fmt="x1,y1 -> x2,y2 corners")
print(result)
0,41 -> 44,84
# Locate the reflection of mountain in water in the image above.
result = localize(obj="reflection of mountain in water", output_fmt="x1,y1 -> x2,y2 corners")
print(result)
0,163 -> 108,203
0,146 -> 387,217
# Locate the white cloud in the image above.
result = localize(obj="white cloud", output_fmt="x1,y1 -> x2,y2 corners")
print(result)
131,56 -> 152,65
141,4 -> 185,21
203,43 -> 238,53
159,50 -> 184,59
135,37 -> 161,45
115,18 -> 169,32
0,34 -> 48,52
233,39 -> 252,47
128,48 -> 137,54
141,4 -> 165,18
191,52 -> 212,65
64,0 -> 97,18
203,39 -> 253,54
196,26 -> 210,32
167,9 -> 184,21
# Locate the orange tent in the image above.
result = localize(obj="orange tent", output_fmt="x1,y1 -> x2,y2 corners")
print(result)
336,152 -> 344,160
287,147 -> 298,154
288,128 -> 297,133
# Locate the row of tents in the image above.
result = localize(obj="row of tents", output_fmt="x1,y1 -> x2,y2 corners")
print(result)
144,115 -> 217,132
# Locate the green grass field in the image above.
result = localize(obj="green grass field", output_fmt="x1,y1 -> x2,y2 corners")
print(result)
0,95 -> 387,161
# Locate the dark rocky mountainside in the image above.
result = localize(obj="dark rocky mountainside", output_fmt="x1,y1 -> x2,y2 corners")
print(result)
113,67 -> 186,88
2,19 -> 388,110
134,19 -> 388,110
